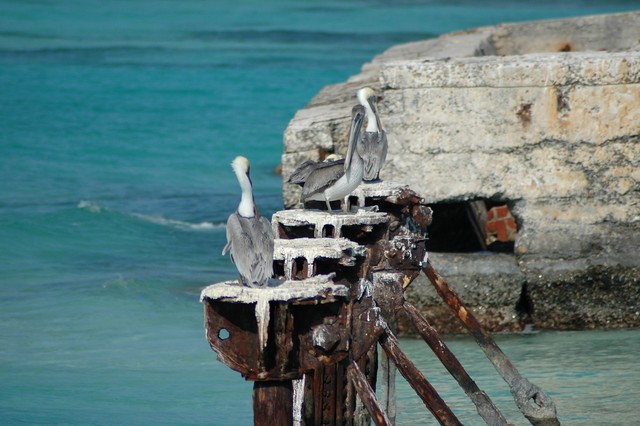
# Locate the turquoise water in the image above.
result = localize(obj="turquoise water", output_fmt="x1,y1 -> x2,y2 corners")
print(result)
1,1 -> 639,424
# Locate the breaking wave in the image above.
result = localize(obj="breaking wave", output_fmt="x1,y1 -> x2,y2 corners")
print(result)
77,200 -> 223,231
130,213 -> 223,231
77,200 -> 104,213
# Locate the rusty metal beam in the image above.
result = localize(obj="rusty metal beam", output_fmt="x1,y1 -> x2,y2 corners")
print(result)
379,325 -> 463,426
403,301 -> 508,425
347,360 -> 391,426
423,261 -> 560,426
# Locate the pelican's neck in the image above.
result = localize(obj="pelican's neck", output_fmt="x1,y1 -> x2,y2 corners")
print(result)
364,102 -> 378,133
358,91 -> 379,133
235,170 -> 256,218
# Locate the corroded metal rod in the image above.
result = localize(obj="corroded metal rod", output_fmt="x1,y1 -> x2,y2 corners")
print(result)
422,261 -> 560,426
403,301 -> 508,426
346,360 -> 391,426
379,326 -> 463,426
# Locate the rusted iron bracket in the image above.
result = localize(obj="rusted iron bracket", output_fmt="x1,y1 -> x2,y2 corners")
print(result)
423,261 -> 561,426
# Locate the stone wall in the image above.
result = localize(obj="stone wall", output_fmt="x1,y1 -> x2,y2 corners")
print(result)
281,12 -> 640,333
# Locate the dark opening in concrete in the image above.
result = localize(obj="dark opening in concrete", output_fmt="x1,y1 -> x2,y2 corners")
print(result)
516,281 -> 535,323
277,223 -> 315,239
315,257 -> 360,283
322,224 -> 335,238
427,200 -> 518,253
348,196 -> 359,209
341,223 -> 387,246
273,260 -> 286,279
304,200 -> 342,211
293,257 -> 308,279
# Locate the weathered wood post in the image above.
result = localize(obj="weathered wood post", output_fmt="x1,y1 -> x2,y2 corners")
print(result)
270,181 -> 462,425
271,206 -> 388,425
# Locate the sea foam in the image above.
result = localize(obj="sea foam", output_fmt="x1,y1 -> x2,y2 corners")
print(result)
77,200 -> 104,213
132,213 -> 223,232
78,200 -> 223,231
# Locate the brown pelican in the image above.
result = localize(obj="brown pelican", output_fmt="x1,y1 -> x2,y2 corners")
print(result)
222,156 -> 274,287
287,154 -> 343,187
357,87 -> 387,181
300,105 -> 366,211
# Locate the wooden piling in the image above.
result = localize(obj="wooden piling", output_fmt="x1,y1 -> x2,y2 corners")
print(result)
253,381 -> 293,426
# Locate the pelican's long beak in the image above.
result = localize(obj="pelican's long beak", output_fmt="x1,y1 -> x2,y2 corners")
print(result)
368,95 -> 378,114
246,171 -> 261,218
344,105 -> 365,172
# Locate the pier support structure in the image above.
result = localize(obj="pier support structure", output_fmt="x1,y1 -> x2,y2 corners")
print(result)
201,181 -> 559,425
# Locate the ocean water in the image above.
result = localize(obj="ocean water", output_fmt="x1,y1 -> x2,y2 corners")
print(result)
1,0 -> 639,424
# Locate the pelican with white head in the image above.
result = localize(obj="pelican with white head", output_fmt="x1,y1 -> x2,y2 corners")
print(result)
222,156 -> 274,287
301,105 -> 366,211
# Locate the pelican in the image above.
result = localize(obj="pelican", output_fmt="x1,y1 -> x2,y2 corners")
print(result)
356,87 -> 387,181
301,105 -> 365,211
222,156 -> 274,287
288,154 -> 343,187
